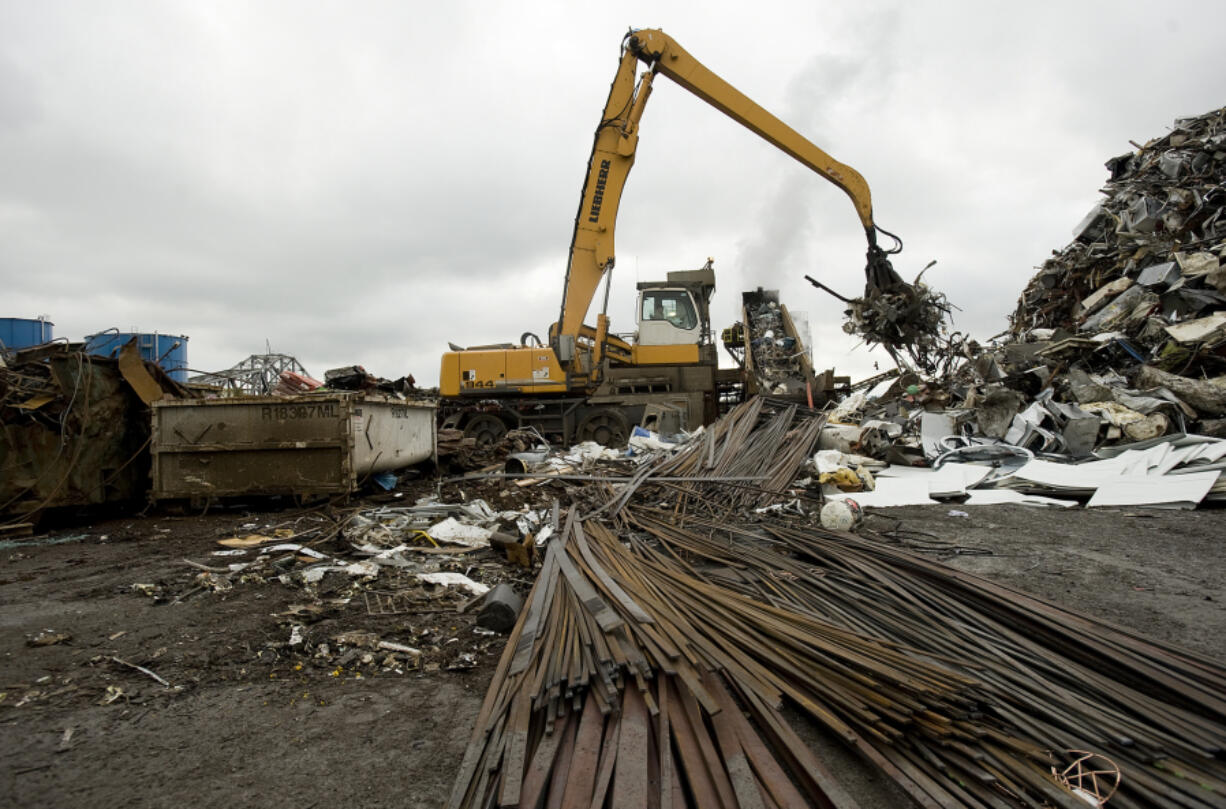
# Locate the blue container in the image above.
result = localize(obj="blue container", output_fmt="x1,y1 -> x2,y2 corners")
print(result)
85,331 -> 190,382
0,317 -> 55,351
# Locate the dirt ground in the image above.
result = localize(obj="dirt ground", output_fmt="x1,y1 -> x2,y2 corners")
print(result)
2,497 -> 1224,809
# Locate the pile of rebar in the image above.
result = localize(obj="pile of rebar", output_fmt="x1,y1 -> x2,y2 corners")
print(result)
448,512 -> 994,809
629,509 -> 1226,808
646,398 -> 825,515
449,397 -> 1226,808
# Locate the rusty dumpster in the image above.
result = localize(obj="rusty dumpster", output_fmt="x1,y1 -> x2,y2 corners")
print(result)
150,394 -> 436,500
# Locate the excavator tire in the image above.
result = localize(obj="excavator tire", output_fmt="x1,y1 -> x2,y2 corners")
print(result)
464,414 -> 507,447
577,408 -> 630,448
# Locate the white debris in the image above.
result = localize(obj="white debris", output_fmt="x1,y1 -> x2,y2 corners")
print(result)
754,499 -> 804,516
261,543 -> 329,559
515,510 -> 543,537
566,441 -> 624,462
628,429 -> 678,454
344,560 -> 380,578
417,572 -> 490,596
376,640 -> 422,657
366,544 -> 414,567
813,449 -> 882,475
820,499 -> 863,531
831,393 -> 868,422
1164,312 -> 1226,344
428,517 -> 494,548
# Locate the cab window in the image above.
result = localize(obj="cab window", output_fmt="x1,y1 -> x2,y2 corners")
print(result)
641,291 -> 697,330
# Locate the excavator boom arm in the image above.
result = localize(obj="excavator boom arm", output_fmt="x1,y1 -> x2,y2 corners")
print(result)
555,28 -> 899,355
555,45 -> 644,342
627,29 -> 876,232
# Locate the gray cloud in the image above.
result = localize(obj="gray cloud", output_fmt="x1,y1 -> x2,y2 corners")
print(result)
2,1 -> 1225,385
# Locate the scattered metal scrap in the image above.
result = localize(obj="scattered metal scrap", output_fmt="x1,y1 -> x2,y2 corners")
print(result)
322,364 -> 419,396
156,500 -> 541,675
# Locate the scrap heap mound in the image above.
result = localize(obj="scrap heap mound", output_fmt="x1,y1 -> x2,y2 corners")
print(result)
1014,107 -> 1226,338
782,105 -> 1226,513
832,107 -> 1226,472
1000,107 -> 1226,433
1002,106 -> 1226,424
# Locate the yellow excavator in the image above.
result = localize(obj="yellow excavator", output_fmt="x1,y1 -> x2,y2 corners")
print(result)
439,28 -> 907,446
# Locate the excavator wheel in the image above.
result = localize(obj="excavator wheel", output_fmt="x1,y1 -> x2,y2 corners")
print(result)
464,414 -> 507,447
577,408 -> 630,448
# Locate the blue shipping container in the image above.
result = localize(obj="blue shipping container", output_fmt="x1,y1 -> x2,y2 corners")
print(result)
0,317 -> 55,350
85,331 -> 190,382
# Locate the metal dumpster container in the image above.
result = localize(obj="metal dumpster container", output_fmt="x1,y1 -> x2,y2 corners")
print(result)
0,317 -> 54,351
151,394 -> 436,500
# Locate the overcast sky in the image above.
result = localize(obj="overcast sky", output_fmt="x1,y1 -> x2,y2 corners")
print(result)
3,1 -> 1224,385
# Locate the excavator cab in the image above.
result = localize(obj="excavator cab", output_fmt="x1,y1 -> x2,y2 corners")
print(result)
634,262 -> 715,347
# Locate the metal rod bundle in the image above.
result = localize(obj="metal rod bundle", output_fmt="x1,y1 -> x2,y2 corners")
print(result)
622,507 -> 1226,808
647,398 -> 826,515
448,510 -> 1099,808
449,397 -> 1226,808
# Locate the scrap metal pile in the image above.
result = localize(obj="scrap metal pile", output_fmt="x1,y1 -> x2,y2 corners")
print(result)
998,106 -> 1226,433
1013,107 -> 1226,344
823,107 -> 1226,478
843,274 -> 961,377
738,290 -> 814,399
448,398 -> 1226,808
0,342 -> 191,521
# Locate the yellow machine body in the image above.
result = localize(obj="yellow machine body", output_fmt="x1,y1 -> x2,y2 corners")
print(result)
439,28 -> 893,443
